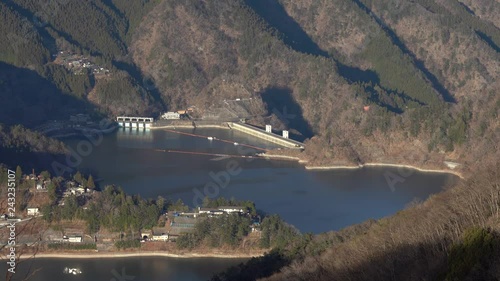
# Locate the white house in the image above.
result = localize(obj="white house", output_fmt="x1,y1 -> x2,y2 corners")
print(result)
151,233 -> 169,241
161,112 -> 180,120
218,206 -> 247,214
67,236 -> 83,243
69,186 -> 86,195
27,207 -> 40,216
251,225 -> 261,233
152,234 -> 169,241
198,207 -> 224,216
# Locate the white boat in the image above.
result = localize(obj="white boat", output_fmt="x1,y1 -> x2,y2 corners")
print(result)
234,142 -> 239,145
207,137 -> 214,140
63,267 -> 82,275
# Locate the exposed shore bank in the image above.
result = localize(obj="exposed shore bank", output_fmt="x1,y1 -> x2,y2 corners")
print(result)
261,154 -> 464,179
21,250 -> 263,259
304,163 -> 463,178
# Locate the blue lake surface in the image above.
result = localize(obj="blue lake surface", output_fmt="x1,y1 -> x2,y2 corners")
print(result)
64,128 -> 459,233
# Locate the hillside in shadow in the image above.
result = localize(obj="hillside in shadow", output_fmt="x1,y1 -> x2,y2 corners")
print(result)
244,0 -> 329,57
260,87 -> 314,139
0,62 -> 97,127
0,147 -> 67,175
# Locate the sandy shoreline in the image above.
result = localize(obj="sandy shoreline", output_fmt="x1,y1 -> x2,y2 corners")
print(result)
304,162 -> 464,178
22,251 -> 262,259
257,154 -> 301,161
258,154 -> 463,178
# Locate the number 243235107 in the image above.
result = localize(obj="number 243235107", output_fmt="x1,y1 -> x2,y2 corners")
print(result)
7,169 -> 16,217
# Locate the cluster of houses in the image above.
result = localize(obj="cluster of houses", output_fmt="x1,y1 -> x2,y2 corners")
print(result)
30,175 -> 51,192
197,206 -> 248,217
140,205 -> 261,243
22,172 -> 93,218
62,181 -> 92,198
54,51 -> 110,75
8,170 -> 262,247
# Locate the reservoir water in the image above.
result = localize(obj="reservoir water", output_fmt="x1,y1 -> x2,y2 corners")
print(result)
3,257 -> 246,281
6,128 -> 459,281
64,128 -> 458,233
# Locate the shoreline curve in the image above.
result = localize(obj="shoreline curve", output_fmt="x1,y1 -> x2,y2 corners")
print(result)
22,251 -> 263,259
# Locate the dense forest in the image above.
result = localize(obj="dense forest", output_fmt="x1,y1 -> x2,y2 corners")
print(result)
0,124 -> 67,170
176,197 -> 298,250
40,184 -> 167,234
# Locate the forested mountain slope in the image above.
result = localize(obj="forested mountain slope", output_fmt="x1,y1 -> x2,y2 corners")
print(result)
0,0 -> 498,170
131,0 -> 499,170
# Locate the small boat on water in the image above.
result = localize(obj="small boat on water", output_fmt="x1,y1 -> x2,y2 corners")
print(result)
234,142 -> 239,145
63,267 -> 82,275
207,137 -> 214,140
